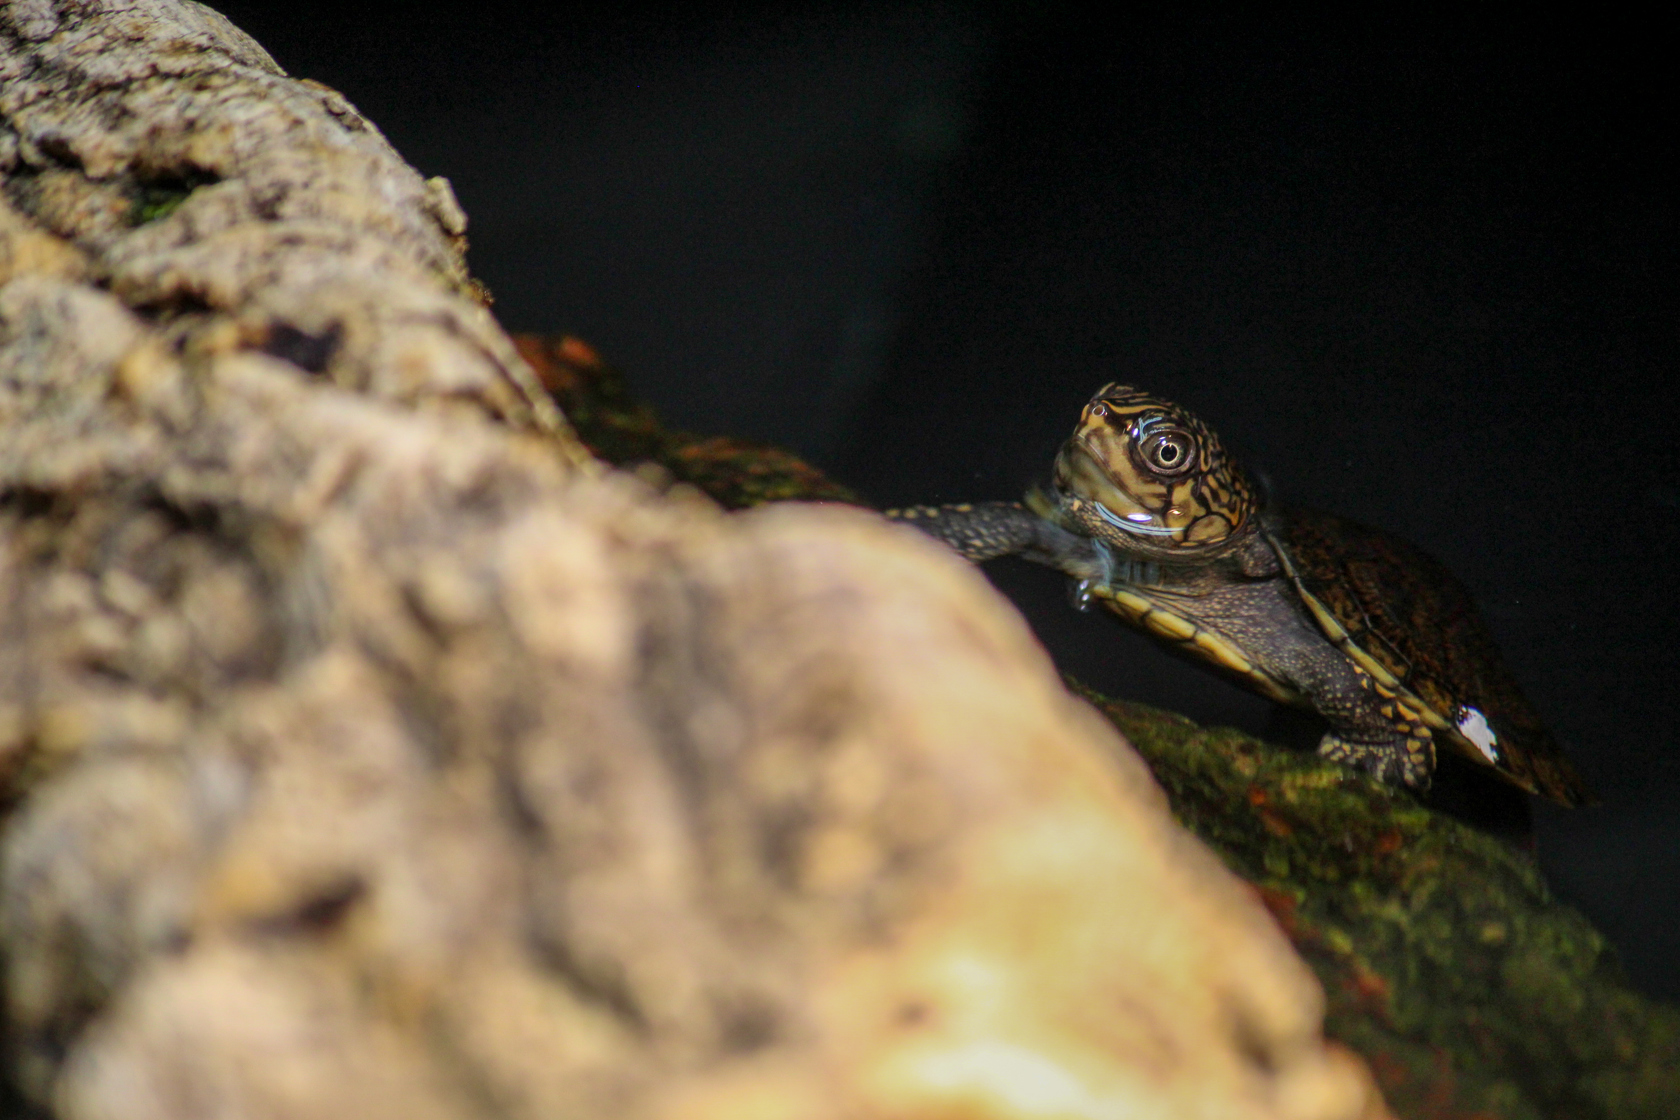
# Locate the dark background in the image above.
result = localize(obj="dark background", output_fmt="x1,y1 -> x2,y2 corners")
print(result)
210,3 -> 1678,1000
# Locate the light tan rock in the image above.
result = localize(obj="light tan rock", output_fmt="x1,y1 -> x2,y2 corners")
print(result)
1,4 -> 1389,1119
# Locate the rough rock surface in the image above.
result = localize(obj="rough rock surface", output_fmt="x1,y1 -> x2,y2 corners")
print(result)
0,4 -> 1387,1119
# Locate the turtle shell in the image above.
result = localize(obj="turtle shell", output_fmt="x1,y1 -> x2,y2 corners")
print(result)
1267,506 -> 1595,807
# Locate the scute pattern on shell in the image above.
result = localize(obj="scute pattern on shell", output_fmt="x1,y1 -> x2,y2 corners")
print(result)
1272,507 -> 1594,806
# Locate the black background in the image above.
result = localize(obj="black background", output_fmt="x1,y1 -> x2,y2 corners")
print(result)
209,3 -> 1678,1000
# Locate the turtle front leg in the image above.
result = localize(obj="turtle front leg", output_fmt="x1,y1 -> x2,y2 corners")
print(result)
1316,727 -> 1437,790
1292,654 -> 1440,790
886,501 -> 1104,578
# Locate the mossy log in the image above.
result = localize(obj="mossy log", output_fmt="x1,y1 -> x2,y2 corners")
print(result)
0,4 -> 1396,1119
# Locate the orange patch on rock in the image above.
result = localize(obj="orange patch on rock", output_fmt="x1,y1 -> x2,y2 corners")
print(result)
557,334 -> 603,369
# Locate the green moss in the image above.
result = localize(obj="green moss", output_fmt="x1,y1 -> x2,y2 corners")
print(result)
529,332 -> 1680,1120
126,169 -> 223,227
1082,687 -> 1680,1120
128,182 -> 195,226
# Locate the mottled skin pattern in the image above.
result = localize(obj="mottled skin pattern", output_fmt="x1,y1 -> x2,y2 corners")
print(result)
890,383 -> 1593,806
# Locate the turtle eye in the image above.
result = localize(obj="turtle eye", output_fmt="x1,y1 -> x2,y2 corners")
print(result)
1140,428 -> 1196,475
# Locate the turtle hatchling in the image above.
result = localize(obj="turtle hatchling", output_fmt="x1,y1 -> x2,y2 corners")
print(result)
890,383 -> 1593,806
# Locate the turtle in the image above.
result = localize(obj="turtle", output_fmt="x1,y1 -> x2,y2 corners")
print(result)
888,383 -> 1594,806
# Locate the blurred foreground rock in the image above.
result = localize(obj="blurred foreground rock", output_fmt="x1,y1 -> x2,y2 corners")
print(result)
1,4 -> 1387,1119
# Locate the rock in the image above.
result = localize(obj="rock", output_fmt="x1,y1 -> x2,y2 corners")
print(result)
0,4 -> 1386,1119
1094,695 -> 1680,1120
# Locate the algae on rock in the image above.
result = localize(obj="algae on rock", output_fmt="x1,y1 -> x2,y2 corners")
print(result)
1088,691 -> 1680,1120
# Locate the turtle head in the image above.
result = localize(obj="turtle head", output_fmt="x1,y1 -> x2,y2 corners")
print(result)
1049,383 -> 1258,559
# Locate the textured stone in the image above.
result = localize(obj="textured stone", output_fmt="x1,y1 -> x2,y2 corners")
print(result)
1,4 -> 1387,1119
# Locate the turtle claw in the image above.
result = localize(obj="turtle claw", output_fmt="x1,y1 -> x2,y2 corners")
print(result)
1317,732 -> 1435,791
1068,577 -> 1101,612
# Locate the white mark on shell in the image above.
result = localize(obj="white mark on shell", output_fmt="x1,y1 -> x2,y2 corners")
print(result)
1456,707 -> 1499,763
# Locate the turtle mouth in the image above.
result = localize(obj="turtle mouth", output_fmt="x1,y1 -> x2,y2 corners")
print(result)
1055,439 -> 1177,539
